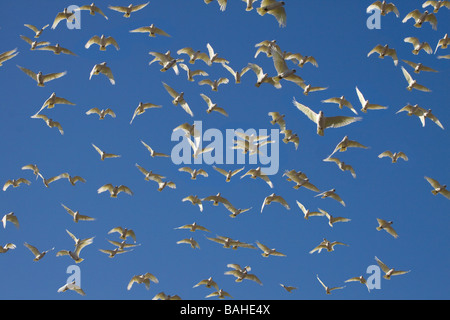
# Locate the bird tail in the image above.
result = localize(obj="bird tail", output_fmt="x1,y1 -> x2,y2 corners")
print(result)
257,8 -> 267,16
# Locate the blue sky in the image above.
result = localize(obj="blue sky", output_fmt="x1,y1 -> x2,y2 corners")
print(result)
0,0 -> 449,300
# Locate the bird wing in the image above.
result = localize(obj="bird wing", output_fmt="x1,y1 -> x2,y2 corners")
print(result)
378,151 -> 394,159
118,185 -> 133,195
375,256 -> 390,273
42,71 -> 67,83
24,242 -> 41,257
17,65 -> 37,81
131,2 -> 150,12
162,82 -> 178,98
97,184 -> 114,194
292,99 -> 318,123
106,37 -> 120,50
324,115 -> 362,129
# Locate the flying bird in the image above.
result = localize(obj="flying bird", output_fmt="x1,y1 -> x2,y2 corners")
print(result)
162,82 -> 194,117
322,96 -> 358,115
247,62 -> 282,88
261,193 -> 290,213
204,0 -> 228,11
296,201 -> 324,220
319,209 -> 351,227
175,222 -> 210,233
178,167 -> 208,180
182,195 -> 204,212
108,2 -> 149,18
255,241 -> 286,257
299,83 -> 328,96
61,203 -> 95,223
51,8 -> 77,29
281,129 -> 299,150
402,60 -> 438,74
31,114 -> 64,135
57,281 -> 85,296
367,44 -> 398,66
179,63 -> 209,82
435,33 -> 449,53
422,1 -> 450,13
268,112 -> 286,131
285,53 -> 319,68
424,177 -> 450,199
367,1 -> 400,17
177,47 -> 210,65
130,102 -> 162,124
206,43 -> 229,65
176,237 -> 200,249
0,243 -> 16,254
315,189 -> 346,206
86,107 -> 116,120
257,0 -> 287,27
0,48 -> 19,66
241,167 -> 274,188
24,23 -> 49,38
356,86 -> 388,113
140,140 -> 169,158
127,273 -> 159,290
404,37 -> 433,55
92,144 -> 120,160
378,151 -> 408,163
17,65 -> 67,87
198,77 -> 229,92
2,212 -> 19,229
401,66 -> 431,92
97,184 -> 133,198
323,157 -> 357,178
280,283 -> 298,293
85,35 -> 119,51
329,135 -> 369,156
76,3 -> 109,19
24,242 -> 54,261
89,62 -> 115,85
293,98 -> 362,136
22,164 -> 43,180
130,24 -> 170,37
310,238 -> 349,254
20,35 -> 50,50
35,93 -> 75,115
376,218 -> 399,238
345,276 -> 371,292
200,93 -> 228,116
3,178 -> 31,191
108,227 -> 137,242
402,9 -> 437,30
316,275 -> 345,294
213,166 -> 244,182
205,289 -> 233,299
36,43 -> 77,56
375,256 -> 411,279
222,64 -> 250,84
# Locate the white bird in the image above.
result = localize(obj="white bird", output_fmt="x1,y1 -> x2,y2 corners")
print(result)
175,222 -> 210,233
299,83 -> 328,96
92,143 -> 120,160
198,78 -> 229,92
221,64 -> 250,84
402,60 -> 438,74
0,243 -> 16,254
247,62 -> 282,88
243,0 -> 259,11
257,0 -> 287,27
39,173 -> 67,188
178,167 -> 208,180
315,189 -> 346,207
177,47 -> 210,65
367,1 -> 399,17
2,212 -> 19,229
206,43 -> 229,65
376,218 -> 399,238
375,256 -> 411,279
425,176 -> 450,199
3,178 -> 31,191
130,24 -> 170,37
280,283 -> 298,293
355,86 -> 388,113
322,96 -> 358,114
24,23 -> 49,38
270,47 -> 304,86
200,93 -> 228,116
22,164 -> 43,180
202,192 -> 232,207
85,35 -> 119,51
241,167 -> 274,188
323,157 -> 357,178
61,204 -> 95,223
293,98 -> 362,136
99,247 -> 133,258
86,107 -> 116,120
179,63 -> 209,82
206,289 -> 233,299
296,201 -> 324,220
182,195 -> 204,212
423,0 -> 450,13
56,230 -> 94,263
177,237 -> 200,249
89,62 -> 115,85
225,266 -> 262,285
35,92 -> 75,115
187,137 -> 213,159
162,82 -> 194,117
367,44 -> 398,66
255,241 -> 286,257
404,37 -> 433,55
24,242 -> 54,261
97,184 -> 133,198
261,193 -> 290,213
108,227 -> 137,242
420,109 -> 444,129
17,65 -> 67,87
329,135 -> 369,156
319,209 -> 351,227
140,140 -> 169,158
157,181 -> 176,192
130,102 -> 162,124
401,66 -> 431,92
57,281 -> 85,296
254,39 -> 281,58
378,151 -> 408,163
20,35 -> 50,50
204,0 -> 228,11
402,9 -> 437,30
51,8 -> 77,29
285,52 -> 319,68
435,33 -> 449,53
310,238 -> 349,254
268,111 -> 286,131
213,166 -> 244,182
36,43 -> 77,56
316,275 -> 345,294
127,273 -> 159,290
281,129 -> 299,150
31,114 -> 64,135
0,48 -> 19,67
108,2 -> 149,18
345,276 -> 371,292
76,3 -> 109,19
223,203 -> 252,218
152,292 -> 182,300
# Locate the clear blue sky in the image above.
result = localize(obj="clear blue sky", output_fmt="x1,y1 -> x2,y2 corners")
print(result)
0,0 -> 448,300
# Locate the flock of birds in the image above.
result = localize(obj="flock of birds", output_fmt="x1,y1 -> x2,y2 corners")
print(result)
0,0 -> 449,300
